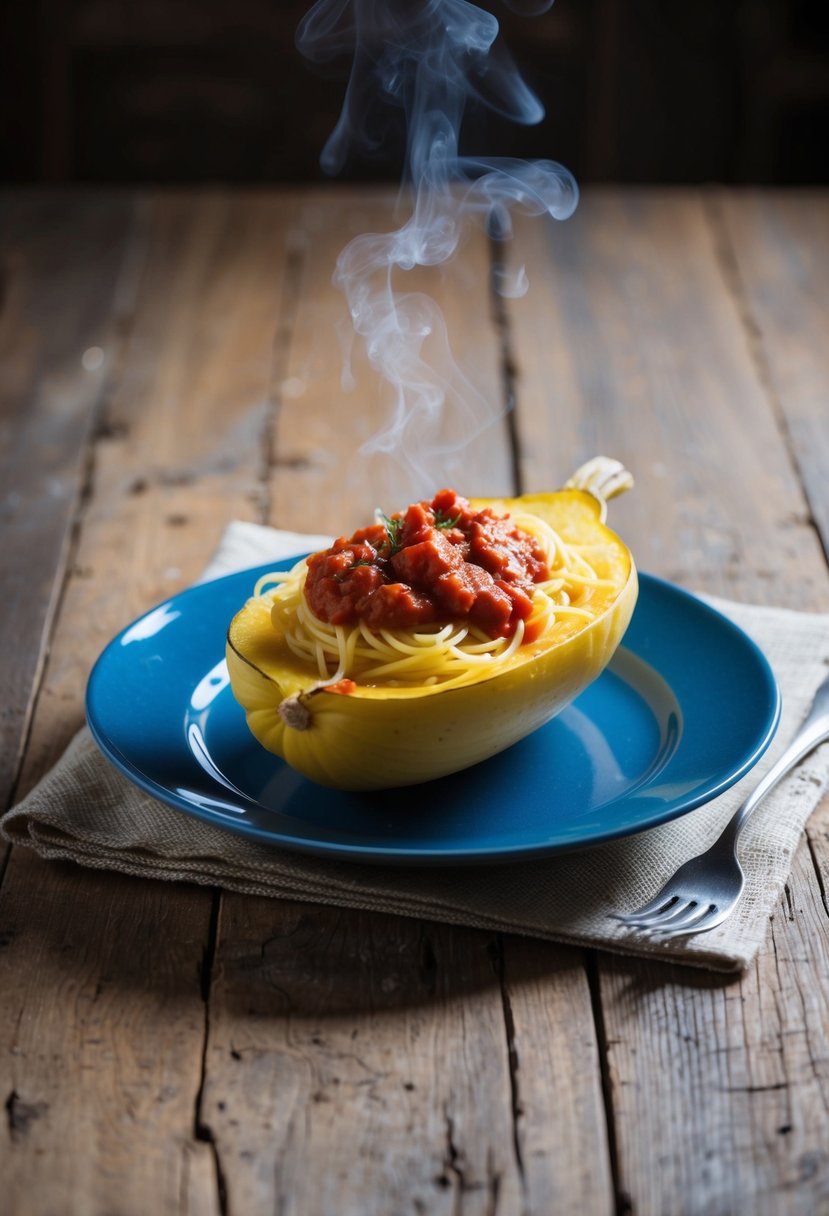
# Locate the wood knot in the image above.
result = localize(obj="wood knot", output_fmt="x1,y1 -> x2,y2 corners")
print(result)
5,1090 -> 48,1141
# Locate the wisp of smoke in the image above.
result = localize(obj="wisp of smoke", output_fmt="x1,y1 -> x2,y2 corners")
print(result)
297,0 -> 577,490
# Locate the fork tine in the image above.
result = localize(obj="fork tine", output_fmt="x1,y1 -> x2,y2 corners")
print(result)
610,892 -> 679,924
620,898 -> 696,930
642,901 -> 709,934
651,903 -> 722,938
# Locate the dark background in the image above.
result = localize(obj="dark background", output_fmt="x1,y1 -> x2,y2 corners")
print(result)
3,0 -> 828,185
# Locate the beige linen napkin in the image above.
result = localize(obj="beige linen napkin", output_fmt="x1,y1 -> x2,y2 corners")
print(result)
4,522 -> 829,973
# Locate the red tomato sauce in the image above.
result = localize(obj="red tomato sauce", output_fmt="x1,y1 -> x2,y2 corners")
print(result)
304,491 -> 549,638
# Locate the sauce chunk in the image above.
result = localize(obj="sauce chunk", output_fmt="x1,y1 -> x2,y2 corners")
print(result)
304,491 -> 549,638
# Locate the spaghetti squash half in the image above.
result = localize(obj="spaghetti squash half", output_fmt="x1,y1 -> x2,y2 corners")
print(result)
226,458 -> 637,791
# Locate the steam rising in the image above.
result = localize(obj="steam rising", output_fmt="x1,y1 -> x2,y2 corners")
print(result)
297,0 -> 577,489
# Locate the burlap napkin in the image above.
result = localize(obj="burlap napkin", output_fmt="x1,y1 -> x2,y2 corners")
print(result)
4,522 -> 829,973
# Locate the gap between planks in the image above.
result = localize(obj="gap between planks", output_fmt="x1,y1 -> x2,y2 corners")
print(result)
194,889 -> 228,1216
586,952 -> 631,1216
488,233 -> 525,498
702,192 -> 829,568
258,225 -> 309,528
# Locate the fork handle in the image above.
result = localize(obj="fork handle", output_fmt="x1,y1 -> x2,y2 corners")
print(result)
720,673 -> 829,846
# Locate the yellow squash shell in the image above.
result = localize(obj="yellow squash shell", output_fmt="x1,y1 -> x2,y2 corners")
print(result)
226,461 -> 638,791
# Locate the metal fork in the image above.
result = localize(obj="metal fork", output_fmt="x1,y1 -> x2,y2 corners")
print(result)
613,670 -> 829,939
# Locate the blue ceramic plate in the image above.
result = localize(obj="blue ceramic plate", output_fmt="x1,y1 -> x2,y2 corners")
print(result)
86,563 -> 780,865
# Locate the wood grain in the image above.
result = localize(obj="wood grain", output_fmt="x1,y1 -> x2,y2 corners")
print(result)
503,186 -> 829,1215
202,905 -> 525,1216
715,191 -> 829,556
0,192 -> 135,820
0,859 -> 220,1216
0,191 -> 298,1215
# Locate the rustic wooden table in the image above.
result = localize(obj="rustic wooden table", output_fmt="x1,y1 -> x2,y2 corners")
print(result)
1,187 -> 828,1216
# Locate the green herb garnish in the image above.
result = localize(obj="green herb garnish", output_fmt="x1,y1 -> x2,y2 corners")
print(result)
433,508 -> 461,530
334,557 -> 374,582
379,513 -> 404,556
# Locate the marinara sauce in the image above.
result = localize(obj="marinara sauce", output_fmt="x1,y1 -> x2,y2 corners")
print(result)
304,490 -> 549,638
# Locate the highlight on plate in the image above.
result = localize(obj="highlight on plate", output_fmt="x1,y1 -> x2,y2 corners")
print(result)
226,457 -> 638,791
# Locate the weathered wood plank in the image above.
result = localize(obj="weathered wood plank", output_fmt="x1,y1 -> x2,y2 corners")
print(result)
504,187 -> 829,1215
716,190 -> 829,557
0,860 -> 219,1216
498,936 -> 615,1211
202,188 -> 615,1215
0,192 -> 135,818
1,191 -> 299,1215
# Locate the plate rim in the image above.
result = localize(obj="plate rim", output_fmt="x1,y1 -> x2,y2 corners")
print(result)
86,564 -> 782,865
